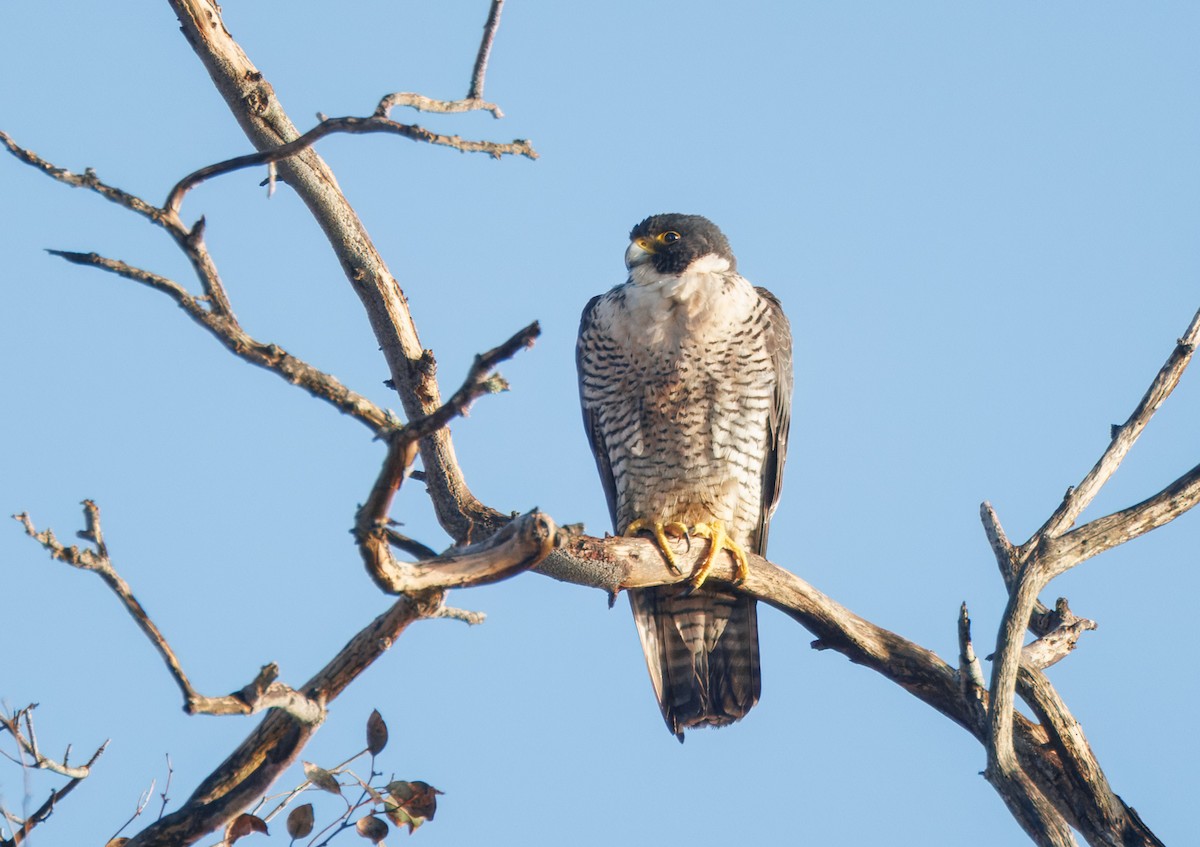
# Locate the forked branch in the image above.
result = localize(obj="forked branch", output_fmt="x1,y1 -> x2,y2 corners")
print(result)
0,705 -> 107,847
13,503 -> 323,724
980,305 -> 1200,845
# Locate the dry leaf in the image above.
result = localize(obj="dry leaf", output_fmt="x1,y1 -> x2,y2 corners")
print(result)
286,803 -> 315,839
356,814 -> 389,843
384,802 -> 420,834
366,709 -> 388,756
303,760 -> 343,796
384,780 -> 442,831
226,812 -> 268,843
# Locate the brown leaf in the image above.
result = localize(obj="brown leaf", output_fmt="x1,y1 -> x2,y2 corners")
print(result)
226,813 -> 269,843
383,802 -> 421,834
105,840 -> 130,847
286,803 -> 315,839
356,814 -> 389,843
366,709 -> 388,756
303,760 -> 343,796
386,779 -> 442,824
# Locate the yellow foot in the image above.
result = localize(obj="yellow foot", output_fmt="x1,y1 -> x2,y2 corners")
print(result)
625,518 -> 749,590
686,520 -> 749,591
625,518 -> 688,575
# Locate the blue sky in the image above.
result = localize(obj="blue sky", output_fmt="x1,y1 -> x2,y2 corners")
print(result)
2,2 -> 1198,845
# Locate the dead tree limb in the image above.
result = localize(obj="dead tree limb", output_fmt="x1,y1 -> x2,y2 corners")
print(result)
167,0 -> 518,544
0,705 -> 107,847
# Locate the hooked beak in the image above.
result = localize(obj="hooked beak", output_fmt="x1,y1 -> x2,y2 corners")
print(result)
625,236 -> 655,269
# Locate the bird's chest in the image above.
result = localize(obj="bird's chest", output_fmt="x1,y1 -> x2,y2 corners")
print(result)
604,277 -> 756,428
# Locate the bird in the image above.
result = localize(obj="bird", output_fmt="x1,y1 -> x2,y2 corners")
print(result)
576,213 -> 792,740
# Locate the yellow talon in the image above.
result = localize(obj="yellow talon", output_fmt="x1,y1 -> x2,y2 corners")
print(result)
625,518 -> 748,589
687,520 -> 749,591
625,518 -> 685,575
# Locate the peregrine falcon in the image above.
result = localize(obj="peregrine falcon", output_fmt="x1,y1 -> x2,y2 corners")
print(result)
576,213 -> 792,740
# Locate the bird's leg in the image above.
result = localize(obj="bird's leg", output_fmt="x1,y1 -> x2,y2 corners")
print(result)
686,520 -> 750,591
625,518 -> 688,575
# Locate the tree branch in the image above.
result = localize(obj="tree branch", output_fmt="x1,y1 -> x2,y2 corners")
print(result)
469,0 -> 505,104
374,0 -> 508,119
164,114 -> 535,215
45,250 -> 394,433
1043,459 -> 1200,579
168,0 -> 505,544
13,503 -> 324,724
16,502 -> 552,847
974,305 -> 1199,845
1033,306 -> 1200,540
0,705 -> 107,847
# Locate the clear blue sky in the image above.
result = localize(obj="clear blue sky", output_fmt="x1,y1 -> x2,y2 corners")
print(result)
3,2 -> 1198,845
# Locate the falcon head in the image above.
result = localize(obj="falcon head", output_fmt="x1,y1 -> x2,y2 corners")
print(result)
625,213 -> 737,278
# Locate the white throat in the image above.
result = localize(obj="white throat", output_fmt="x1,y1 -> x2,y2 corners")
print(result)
628,252 -> 731,288
609,252 -> 754,349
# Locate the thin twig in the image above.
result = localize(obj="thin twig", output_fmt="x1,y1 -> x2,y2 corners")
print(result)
106,780 -> 157,847
1032,305 -> 1200,541
375,0 -> 509,123
46,250 -> 394,433
165,114 -> 536,214
398,320 -> 540,443
0,130 -> 233,315
469,0 -> 505,103
0,130 -> 173,229
383,529 -> 439,561
14,503 -> 323,724
374,92 -> 504,120
0,705 -> 106,781
158,755 -> 174,821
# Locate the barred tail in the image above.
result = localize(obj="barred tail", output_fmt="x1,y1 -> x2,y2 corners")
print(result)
628,585 -> 761,740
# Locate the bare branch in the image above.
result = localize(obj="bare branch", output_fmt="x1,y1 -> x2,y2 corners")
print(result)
13,504 -> 323,724
167,0 -> 506,543
355,320 -> 539,589
4,776 -> 92,847
375,92 -> 504,120
0,129 -> 171,228
125,590 -> 442,847
375,0 -> 508,121
1043,459 -> 1200,579
971,306 -> 1200,846
165,114 -> 535,214
0,130 -> 232,315
1033,306 -> 1200,540
957,603 -> 987,694
45,250 -> 394,433
1018,613 -> 1097,672
371,510 -> 557,595
0,706 -> 106,781
390,320 -> 541,443
384,529 -> 439,561
430,605 -> 488,625
469,0 -> 505,104
0,705 -> 106,847
981,502 -> 1057,633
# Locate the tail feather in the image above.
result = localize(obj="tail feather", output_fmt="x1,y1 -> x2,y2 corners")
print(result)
629,585 -> 761,739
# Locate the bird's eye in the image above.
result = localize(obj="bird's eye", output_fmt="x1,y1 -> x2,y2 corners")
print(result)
659,231 -> 681,244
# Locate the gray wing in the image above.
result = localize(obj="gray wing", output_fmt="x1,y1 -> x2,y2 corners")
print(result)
752,286 -> 793,555
576,293 -> 620,530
